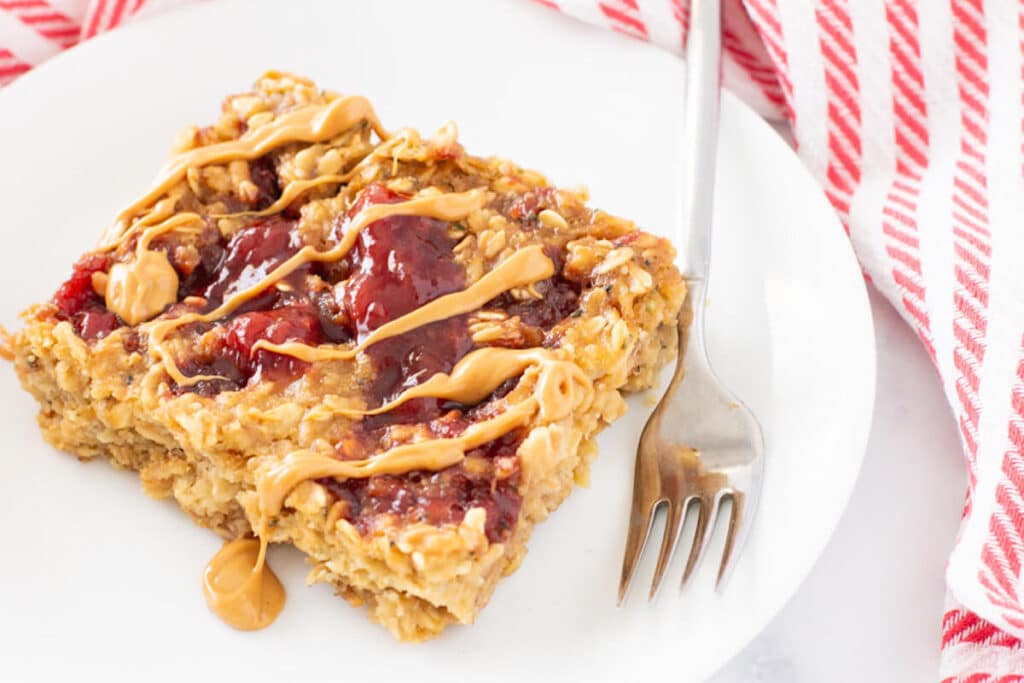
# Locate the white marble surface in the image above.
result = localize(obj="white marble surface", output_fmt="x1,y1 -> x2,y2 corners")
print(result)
710,289 -> 966,682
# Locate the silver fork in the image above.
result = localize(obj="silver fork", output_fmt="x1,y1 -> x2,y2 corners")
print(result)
617,0 -> 765,604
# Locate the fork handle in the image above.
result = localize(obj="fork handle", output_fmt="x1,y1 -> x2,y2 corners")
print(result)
680,0 -> 722,293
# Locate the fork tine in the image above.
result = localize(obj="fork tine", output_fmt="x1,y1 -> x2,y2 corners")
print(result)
647,498 -> 686,601
618,497 -> 661,605
680,494 -> 717,587
717,490 -> 754,589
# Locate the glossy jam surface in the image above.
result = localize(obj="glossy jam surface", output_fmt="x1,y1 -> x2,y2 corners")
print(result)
341,185 -> 465,336
199,216 -> 305,309
223,304 -> 324,381
316,186 -> 526,542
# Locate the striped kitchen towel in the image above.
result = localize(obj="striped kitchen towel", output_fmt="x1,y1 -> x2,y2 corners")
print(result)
3,0 -> 1024,679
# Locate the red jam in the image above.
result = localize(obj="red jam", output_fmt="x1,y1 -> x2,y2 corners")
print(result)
170,215 -> 353,394
51,253 -> 123,341
222,303 -> 323,382
247,156 -> 282,210
341,184 -> 465,336
199,216 -> 306,310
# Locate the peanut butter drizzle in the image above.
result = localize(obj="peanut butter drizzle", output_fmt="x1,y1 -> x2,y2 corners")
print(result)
253,245 -> 554,362
258,400 -> 538,522
209,173 -> 357,219
197,244 -> 582,631
216,119 -> 458,221
326,347 -> 585,417
98,197 -> 186,253
104,94 -> 387,244
202,537 -> 285,631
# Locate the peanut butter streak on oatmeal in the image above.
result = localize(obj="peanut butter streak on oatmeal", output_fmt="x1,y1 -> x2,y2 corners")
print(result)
208,137 -> 402,220
208,407 -> 520,634
102,94 -> 388,245
261,408 -> 530,520
203,537 -> 285,631
203,401 -> 535,631
208,173 -> 359,219
254,245 -> 554,362
323,347 -> 586,417
97,197 -> 186,253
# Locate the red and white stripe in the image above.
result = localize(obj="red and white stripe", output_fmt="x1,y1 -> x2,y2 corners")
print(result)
597,0 -> 648,39
81,0 -> 143,40
964,0 -> 1024,650
744,0 -> 795,124
0,0 -> 80,48
664,0 -> 789,117
814,0 -> 862,229
943,605 -> 1024,652
977,347 -> 1024,633
941,600 -> 1024,681
722,6 -> 788,114
881,0 -> 935,360
722,31 -> 785,110
0,46 -> 30,85
948,0 -> 993,517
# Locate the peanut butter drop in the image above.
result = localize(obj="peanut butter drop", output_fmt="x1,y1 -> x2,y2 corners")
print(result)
203,538 -> 285,631
104,250 -> 179,325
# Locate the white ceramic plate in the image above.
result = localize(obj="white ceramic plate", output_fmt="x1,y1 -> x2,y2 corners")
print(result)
0,1 -> 874,680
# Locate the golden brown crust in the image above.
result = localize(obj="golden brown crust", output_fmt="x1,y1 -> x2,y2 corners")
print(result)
11,72 -> 685,640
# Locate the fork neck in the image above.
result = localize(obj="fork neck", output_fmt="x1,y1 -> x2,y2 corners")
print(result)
681,277 -> 709,366
679,0 -> 722,284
